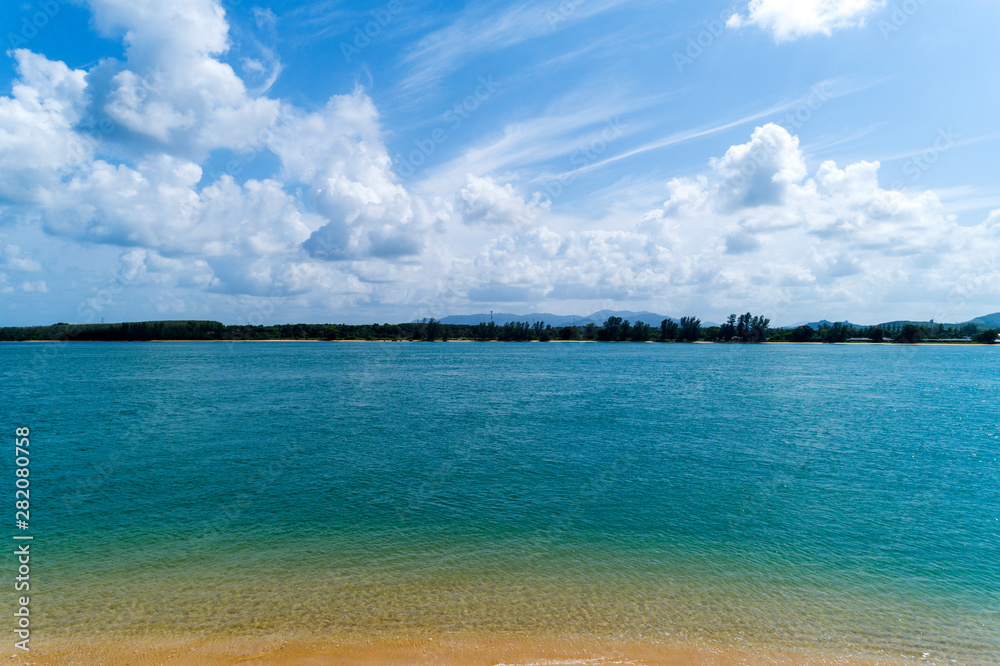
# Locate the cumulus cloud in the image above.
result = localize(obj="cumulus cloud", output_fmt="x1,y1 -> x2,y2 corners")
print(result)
40,155 -> 317,256
271,92 -> 441,261
708,123 -> 808,208
458,174 -> 550,226
450,123 -> 996,320
638,123 -> 985,314
0,0 -> 444,300
83,0 -> 280,157
1,245 -> 43,272
449,217 -> 678,306
728,0 -> 885,42
0,51 -> 89,201
3,0 -> 993,324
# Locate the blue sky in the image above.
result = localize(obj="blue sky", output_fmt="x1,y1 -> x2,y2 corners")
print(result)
2,0 -> 999,326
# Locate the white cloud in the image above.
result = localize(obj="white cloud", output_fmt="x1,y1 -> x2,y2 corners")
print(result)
0,51 -> 89,201
636,123 -> 986,316
729,0 -> 885,42
1,245 -> 43,272
2,0 -> 994,325
21,281 -> 48,293
270,92 -> 446,261
36,154 -> 331,295
443,123 -> 999,322
0,0 -> 445,299
707,123 -> 808,209
87,0 -> 230,67
84,0 -> 280,157
252,7 -> 279,31
458,175 -> 549,226
401,0 -> 629,92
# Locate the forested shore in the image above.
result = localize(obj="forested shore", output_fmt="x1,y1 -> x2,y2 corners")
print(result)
2,316 -> 997,344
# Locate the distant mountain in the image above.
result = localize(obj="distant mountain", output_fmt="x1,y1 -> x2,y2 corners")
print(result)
437,312 -> 582,326
583,310 -> 690,327
438,310 -> 698,328
969,312 -> 1000,327
795,320 -> 864,331
879,318 -> 976,330
875,314 -> 998,331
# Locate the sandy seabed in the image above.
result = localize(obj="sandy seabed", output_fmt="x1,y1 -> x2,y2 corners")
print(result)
5,635 -> 920,665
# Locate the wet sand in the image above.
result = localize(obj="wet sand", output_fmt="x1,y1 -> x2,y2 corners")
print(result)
10,635 -> 919,665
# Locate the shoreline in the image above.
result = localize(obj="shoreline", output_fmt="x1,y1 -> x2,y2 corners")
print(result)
0,338 -> 989,345
21,635 -> 922,665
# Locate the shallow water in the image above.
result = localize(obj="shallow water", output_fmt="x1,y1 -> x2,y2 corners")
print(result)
3,342 -> 998,662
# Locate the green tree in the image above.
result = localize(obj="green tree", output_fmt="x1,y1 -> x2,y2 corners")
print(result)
822,323 -> 851,343
749,315 -> 770,343
720,314 -> 737,342
598,316 -> 624,342
895,324 -> 922,344
619,319 -> 632,342
960,322 -> 979,337
660,319 -> 679,342
500,322 -> 532,341
424,318 -> 443,341
736,313 -> 751,342
532,320 -> 551,341
630,321 -> 651,342
973,329 -> 999,344
678,316 -> 701,342
790,325 -> 814,342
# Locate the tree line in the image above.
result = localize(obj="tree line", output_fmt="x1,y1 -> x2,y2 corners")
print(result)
770,321 -> 998,344
1,316 -> 997,344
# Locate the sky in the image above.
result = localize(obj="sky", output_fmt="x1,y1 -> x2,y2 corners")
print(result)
1,0 -> 999,327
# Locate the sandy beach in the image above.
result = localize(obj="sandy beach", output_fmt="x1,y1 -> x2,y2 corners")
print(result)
12,636 -> 919,665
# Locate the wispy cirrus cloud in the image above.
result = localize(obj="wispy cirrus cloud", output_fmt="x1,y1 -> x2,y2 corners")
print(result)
412,89 -> 643,194
543,81 -> 850,183
399,0 -> 633,92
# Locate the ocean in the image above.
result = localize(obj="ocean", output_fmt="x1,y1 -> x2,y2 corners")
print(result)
3,341 -> 998,663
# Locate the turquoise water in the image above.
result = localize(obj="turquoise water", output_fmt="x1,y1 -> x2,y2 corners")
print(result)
3,342 -> 999,661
